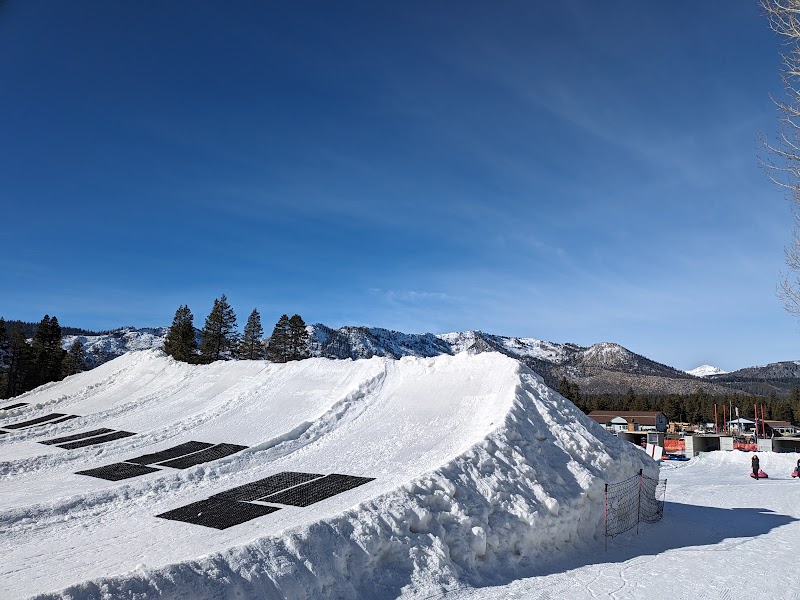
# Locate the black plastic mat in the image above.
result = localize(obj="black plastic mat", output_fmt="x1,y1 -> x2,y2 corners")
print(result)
57,430 -> 136,449
156,497 -> 280,529
126,441 -> 215,465
157,443 -> 247,469
213,471 -> 324,502
40,428 -> 115,445
76,462 -> 161,481
1,402 -> 28,410
260,474 -> 375,507
47,415 -> 80,425
4,413 -> 67,430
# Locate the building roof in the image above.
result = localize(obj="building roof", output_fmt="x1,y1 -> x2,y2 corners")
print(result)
764,420 -> 795,428
587,411 -> 665,427
587,411 -> 666,417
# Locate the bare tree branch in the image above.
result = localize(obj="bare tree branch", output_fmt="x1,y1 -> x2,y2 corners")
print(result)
761,0 -> 800,317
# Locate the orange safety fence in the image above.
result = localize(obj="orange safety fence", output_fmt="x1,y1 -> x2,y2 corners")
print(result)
733,442 -> 758,452
663,439 -> 685,452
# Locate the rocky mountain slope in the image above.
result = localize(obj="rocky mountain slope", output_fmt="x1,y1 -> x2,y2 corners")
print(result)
62,327 -> 169,369
706,361 -> 800,396
59,325 -> 798,397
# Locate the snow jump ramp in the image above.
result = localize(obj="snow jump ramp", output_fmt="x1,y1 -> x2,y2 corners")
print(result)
0,350 -> 656,599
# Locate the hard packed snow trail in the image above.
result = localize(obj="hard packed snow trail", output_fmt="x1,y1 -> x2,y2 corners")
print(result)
0,351 -> 653,599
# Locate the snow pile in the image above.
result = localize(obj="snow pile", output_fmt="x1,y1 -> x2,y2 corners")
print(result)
1,351 -> 655,599
686,364 -> 727,377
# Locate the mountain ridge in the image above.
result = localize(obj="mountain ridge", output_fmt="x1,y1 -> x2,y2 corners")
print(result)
57,324 -> 800,397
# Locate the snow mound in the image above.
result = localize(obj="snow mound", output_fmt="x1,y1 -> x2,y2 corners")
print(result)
0,351 -> 655,599
686,364 -> 727,377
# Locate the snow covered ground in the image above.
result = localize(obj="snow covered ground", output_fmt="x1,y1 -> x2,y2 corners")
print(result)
2,350 -> 797,600
441,451 -> 800,600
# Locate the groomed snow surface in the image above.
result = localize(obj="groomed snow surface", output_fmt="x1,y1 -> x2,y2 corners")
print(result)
4,353 -> 798,600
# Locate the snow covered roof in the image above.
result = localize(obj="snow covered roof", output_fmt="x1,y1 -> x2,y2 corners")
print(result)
587,411 -> 667,427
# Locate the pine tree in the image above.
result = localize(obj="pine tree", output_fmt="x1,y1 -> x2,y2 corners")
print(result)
5,322 -> 29,398
199,294 -> 239,363
163,305 -> 198,363
61,339 -> 86,377
238,309 -> 265,360
556,376 -> 572,399
0,317 -> 9,398
287,314 -> 310,361
27,315 -> 64,389
266,314 -> 290,363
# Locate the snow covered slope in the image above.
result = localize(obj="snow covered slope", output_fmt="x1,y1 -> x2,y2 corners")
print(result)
0,351 -> 654,600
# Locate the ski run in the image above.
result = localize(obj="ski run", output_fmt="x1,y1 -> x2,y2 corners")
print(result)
1,350 -> 798,599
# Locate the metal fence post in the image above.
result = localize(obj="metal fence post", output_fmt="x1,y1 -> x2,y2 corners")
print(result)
636,469 -> 643,534
604,482 -> 609,551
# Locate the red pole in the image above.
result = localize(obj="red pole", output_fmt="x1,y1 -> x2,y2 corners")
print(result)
761,404 -> 767,439
723,405 -> 727,434
754,403 -> 759,441
714,403 -> 718,434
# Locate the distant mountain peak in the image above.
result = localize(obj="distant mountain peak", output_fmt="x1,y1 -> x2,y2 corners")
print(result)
686,364 -> 727,377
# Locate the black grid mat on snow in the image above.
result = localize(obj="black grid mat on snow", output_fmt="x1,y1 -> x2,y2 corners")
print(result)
57,430 -> 136,449
156,443 -> 247,469
126,441 -> 215,465
76,462 -> 162,481
260,474 -> 375,507
1,402 -> 28,410
40,428 -> 115,445
212,471 -> 324,502
3,413 -> 67,429
156,497 -> 280,529
47,415 -> 80,425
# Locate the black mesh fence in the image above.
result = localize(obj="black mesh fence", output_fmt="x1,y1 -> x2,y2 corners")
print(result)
640,473 -> 667,524
604,469 -> 666,548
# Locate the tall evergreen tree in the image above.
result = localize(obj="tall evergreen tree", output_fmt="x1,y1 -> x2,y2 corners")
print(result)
61,339 -> 87,377
5,322 -> 30,398
0,317 -> 7,394
266,314 -> 290,363
27,315 -> 64,390
199,294 -> 239,363
238,309 -> 265,360
287,314 -> 310,361
163,305 -> 198,363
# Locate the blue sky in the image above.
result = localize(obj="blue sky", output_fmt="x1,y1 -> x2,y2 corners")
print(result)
0,1 -> 796,371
